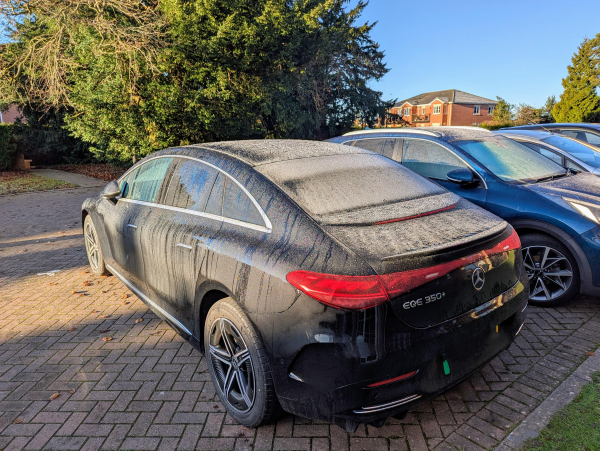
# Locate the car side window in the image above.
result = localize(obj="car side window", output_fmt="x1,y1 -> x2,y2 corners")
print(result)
566,159 -> 586,172
127,158 -> 173,203
561,129 -> 587,141
205,173 -> 225,216
519,142 -> 564,166
162,158 -> 219,211
402,139 -> 468,180
222,177 -> 264,226
119,168 -> 137,198
353,139 -> 386,154
583,132 -> 600,146
387,139 -> 403,162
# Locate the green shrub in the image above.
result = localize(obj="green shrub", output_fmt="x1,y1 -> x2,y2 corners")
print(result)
479,122 -> 513,131
0,124 -> 17,170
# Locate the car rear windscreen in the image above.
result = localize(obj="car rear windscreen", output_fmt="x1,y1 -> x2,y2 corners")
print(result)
257,154 -> 446,219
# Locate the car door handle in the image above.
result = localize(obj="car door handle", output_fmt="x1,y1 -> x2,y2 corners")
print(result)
127,224 -> 137,229
176,243 -> 193,250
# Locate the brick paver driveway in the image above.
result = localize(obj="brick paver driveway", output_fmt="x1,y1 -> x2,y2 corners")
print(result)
1,187 -> 599,451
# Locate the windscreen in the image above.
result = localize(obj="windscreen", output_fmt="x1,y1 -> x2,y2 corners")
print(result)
454,136 -> 566,182
258,154 -> 445,219
542,135 -> 600,168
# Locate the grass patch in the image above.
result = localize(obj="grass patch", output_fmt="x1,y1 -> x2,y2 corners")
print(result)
523,371 -> 600,451
0,171 -> 78,195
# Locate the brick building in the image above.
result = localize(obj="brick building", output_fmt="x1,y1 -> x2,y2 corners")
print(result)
0,105 -> 24,124
389,89 -> 498,127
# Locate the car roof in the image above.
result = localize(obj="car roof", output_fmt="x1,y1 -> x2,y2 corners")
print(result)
342,126 -> 493,141
183,139 -> 370,167
506,123 -> 600,130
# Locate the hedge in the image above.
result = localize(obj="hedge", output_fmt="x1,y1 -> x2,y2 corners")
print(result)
0,124 -> 17,170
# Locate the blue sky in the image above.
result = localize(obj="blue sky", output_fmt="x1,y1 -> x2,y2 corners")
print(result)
352,0 -> 600,107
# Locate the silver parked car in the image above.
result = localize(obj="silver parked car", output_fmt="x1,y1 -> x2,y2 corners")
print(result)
495,129 -> 600,175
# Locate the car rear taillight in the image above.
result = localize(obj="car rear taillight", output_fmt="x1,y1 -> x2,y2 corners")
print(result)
286,271 -> 388,310
288,230 -> 520,310
381,229 -> 521,298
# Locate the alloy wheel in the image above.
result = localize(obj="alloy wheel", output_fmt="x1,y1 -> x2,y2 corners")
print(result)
209,318 -> 256,413
85,222 -> 100,272
522,245 -> 573,302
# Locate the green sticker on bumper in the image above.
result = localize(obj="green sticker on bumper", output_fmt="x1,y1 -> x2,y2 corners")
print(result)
443,360 -> 450,376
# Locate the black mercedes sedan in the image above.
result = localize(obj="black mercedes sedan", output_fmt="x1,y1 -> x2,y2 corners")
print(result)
82,140 -> 528,432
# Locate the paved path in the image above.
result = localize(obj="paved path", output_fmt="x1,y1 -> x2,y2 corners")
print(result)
0,187 -> 599,450
30,169 -> 106,188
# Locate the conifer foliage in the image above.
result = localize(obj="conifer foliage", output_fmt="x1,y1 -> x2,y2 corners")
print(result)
553,35 -> 600,123
0,0 -> 391,162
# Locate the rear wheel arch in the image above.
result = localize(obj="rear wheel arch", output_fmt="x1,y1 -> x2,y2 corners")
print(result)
197,288 -> 230,353
82,209 -> 89,228
511,219 -> 591,289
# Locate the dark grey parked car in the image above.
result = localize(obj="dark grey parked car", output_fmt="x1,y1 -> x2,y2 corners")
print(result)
81,140 -> 527,432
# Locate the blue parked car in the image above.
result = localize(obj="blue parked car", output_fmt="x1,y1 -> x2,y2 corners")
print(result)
330,127 -> 600,306
495,129 -> 600,174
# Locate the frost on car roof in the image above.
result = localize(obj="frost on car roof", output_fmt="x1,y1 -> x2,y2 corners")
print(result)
190,140 -> 370,166
257,153 -> 447,223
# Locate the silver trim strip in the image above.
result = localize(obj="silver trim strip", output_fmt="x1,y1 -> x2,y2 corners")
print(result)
117,154 -> 272,232
176,243 -> 193,250
127,224 -> 137,229
119,198 -> 271,234
353,394 -> 422,414
344,129 -> 441,137
106,263 -> 193,337
515,322 -> 525,336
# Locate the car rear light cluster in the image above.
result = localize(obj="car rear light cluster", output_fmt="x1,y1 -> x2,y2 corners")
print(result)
287,230 -> 521,310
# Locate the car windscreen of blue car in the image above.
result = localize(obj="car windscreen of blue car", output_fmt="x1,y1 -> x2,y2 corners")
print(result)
541,135 -> 600,169
453,136 -> 567,182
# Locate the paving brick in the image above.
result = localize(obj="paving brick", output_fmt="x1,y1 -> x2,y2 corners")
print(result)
349,438 -> 387,451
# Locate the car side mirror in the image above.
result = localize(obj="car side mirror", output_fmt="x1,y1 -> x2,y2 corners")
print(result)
446,168 -> 477,187
102,181 -> 121,199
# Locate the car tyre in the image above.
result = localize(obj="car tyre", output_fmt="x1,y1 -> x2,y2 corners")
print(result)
520,233 -> 579,307
204,297 -> 281,427
84,215 -> 110,276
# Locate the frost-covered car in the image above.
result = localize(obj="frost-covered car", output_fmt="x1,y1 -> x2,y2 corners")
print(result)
495,129 -> 600,174
82,140 -> 527,432
502,123 -> 600,148
331,127 -> 600,307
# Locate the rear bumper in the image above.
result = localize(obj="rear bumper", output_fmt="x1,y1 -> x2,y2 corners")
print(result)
276,273 -> 528,429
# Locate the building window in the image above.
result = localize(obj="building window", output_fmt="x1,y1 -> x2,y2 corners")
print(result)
433,105 -> 441,115
488,106 -> 494,115
403,108 -> 410,117
421,107 -> 426,115
474,105 -> 480,115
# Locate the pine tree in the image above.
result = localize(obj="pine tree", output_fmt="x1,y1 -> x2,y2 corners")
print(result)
553,35 -> 600,123
491,96 -> 513,124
